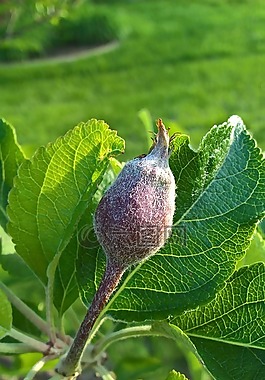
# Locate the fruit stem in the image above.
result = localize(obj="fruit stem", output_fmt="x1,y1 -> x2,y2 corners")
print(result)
56,261 -> 125,377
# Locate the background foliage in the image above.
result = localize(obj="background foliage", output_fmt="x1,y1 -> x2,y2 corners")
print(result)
0,0 -> 265,159
0,0 -> 119,61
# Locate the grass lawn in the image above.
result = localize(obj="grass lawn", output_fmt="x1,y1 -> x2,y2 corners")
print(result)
0,0 -> 265,159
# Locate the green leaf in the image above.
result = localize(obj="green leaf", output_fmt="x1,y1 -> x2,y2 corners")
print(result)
77,116 -> 265,320
172,263 -> 265,379
0,288 -> 12,340
165,370 -> 189,380
138,108 -> 155,148
0,119 -> 24,231
0,225 -> 15,254
173,262 -> 265,349
7,119 -> 124,290
191,338 -> 265,380
0,253 -> 36,280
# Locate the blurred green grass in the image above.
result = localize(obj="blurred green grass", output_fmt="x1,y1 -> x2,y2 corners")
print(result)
1,0 -> 265,160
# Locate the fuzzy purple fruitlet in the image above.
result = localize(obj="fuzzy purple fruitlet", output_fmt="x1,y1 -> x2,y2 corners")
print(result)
56,119 -> 176,377
94,118 -> 176,269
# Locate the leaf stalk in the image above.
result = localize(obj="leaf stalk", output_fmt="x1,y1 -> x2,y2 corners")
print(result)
46,254 -> 61,343
8,328 -> 55,354
0,281 -> 50,336
24,355 -> 52,380
0,342 -> 35,354
93,363 -> 116,380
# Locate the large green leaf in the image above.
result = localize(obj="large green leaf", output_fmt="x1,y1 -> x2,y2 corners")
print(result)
77,116 -> 265,320
173,262 -> 265,379
7,119 -> 124,291
133,264 -> 265,379
174,263 -> 265,349
0,288 -> 12,340
0,119 -> 24,231
192,338 -> 265,380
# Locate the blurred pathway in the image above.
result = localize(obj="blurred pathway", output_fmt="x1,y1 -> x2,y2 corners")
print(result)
0,41 -> 119,67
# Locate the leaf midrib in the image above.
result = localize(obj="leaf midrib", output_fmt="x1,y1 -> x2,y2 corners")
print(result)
188,332 -> 265,351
